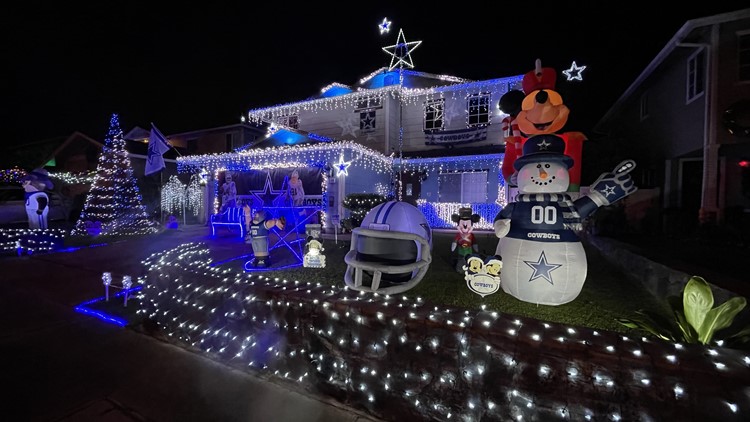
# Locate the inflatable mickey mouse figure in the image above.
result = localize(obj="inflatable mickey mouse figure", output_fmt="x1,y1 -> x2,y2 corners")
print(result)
494,60 -> 638,306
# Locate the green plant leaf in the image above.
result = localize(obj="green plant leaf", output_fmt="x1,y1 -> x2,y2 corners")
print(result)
617,318 -> 672,341
697,296 -> 747,344
673,308 -> 698,343
683,276 -> 714,333
725,325 -> 750,347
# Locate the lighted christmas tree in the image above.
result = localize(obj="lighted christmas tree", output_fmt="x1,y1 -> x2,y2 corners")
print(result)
72,113 -> 159,236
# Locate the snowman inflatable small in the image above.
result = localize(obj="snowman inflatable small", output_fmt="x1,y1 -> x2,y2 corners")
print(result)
494,135 -> 637,305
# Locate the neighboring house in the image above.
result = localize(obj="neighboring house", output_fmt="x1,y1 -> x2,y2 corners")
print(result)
1,131 -> 103,174
593,8 -> 750,234
180,65 -> 524,229
162,122 -> 266,155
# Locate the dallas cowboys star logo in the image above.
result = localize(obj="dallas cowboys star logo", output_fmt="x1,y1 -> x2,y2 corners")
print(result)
537,139 -> 551,150
378,18 -> 391,34
337,117 -> 359,138
382,28 -> 422,71
600,184 -> 617,197
562,61 -> 587,81
524,251 -> 562,284
250,172 -> 284,206
334,156 -> 352,177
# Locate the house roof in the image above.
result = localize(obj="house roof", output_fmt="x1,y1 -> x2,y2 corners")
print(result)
1,131 -> 103,170
246,68 -> 522,124
593,8 -> 750,133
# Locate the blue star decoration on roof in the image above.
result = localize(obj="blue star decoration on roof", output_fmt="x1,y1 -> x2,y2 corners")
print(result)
524,251 -> 562,284
562,61 -> 586,81
382,28 -> 422,71
334,157 -> 352,177
378,18 -> 391,34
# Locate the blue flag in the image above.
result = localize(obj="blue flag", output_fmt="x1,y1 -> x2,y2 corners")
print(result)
146,123 -> 171,176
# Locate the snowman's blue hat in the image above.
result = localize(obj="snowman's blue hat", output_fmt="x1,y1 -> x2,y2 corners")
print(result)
513,134 -> 573,170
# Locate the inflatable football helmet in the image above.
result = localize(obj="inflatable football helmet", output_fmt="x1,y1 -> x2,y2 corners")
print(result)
344,201 -> 433,294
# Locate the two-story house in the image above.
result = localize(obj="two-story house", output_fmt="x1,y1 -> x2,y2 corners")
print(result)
593,8 -> 750,235
180,60 -> 525,229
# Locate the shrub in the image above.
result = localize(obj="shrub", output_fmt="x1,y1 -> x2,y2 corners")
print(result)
342,193 -> 386,228
618,276 -> 750,348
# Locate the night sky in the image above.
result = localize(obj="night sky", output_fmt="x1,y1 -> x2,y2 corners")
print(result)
5,2 -> 748,146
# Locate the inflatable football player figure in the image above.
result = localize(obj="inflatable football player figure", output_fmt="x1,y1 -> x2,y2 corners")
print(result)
494,136 -> 637,305
246,209 -> 286,268
450,207 -> 481,272
20,168 -> 54,230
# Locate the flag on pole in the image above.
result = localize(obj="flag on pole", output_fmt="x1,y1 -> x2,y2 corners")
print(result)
145,123 -> 171,176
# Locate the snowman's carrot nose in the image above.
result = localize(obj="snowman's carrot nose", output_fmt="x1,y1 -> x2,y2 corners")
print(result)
539,167 -> 548,179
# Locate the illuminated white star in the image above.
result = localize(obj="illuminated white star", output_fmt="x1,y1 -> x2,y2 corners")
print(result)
382,28 -> 422,71
378,18 -> 391,34
562,61 -> 586,81
336,117 -> 359,138
334,156 -> 352,177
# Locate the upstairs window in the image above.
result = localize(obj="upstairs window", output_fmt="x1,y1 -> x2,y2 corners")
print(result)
687,48 -> 706,103
467,93 -> 490,127
360,110 -> 376,132
277,114 -> 299,129
424,99 -> 444,131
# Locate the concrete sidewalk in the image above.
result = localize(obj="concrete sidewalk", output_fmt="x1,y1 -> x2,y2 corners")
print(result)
1,225 -> 380,422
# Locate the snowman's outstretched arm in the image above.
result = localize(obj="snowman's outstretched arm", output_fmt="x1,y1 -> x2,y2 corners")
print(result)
493,203 -> 514,238
575,160 -> 638,219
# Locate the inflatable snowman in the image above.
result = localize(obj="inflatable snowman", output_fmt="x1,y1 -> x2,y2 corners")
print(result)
494,135 -> 637,305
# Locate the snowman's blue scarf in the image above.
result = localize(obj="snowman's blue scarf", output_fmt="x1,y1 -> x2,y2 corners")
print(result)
515,193 -> 583,231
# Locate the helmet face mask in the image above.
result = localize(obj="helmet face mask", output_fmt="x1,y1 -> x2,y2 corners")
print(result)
344,201 -> 433,294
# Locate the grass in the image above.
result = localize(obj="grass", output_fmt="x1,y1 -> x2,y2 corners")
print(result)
71,228 -> 706,341
244,231 -> 673,337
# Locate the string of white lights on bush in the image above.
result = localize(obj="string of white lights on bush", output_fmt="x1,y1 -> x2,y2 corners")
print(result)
137,242 -> 749,422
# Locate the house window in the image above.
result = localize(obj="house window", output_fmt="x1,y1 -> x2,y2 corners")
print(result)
424,99 -> 444,131
467,93 -> 491,127
739,31 -> 750,82
356,97 -> 382,110
360,110 -> 376,132
438,171 -> 487,203
264,112 -> 299,129
640,92 -> 649,121
687,48 -> 706,103
278,114 -> 299,129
